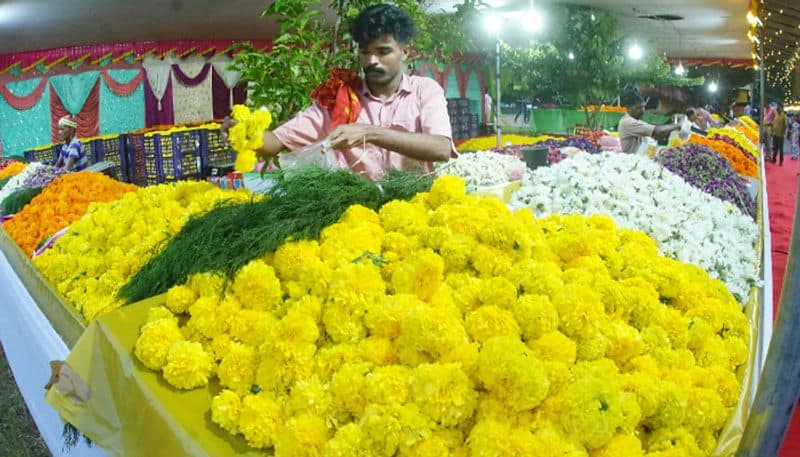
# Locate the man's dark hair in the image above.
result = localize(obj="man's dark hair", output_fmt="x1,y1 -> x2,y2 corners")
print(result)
621,90 -> 644,107
349,4 -> 418,46
685,108 -> 696,118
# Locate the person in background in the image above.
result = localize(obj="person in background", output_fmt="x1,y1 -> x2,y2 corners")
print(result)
54,116 -> 88,172
514,96 -> 532,124
790,114 -> 799,160
222,4 -> 454,180
694,105 -> 721,129
763,102 -> 776,157
685,108 -> 708,135
484,92 -> 493,127
744,102 -> 752,117
771,103 -> 788,165
617,91 -> 680,154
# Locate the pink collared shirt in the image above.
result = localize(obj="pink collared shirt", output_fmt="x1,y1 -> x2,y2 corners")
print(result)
273,73 -> 454,180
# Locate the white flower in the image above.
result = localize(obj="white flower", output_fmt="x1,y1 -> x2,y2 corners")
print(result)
510,152 -> 760,303
0,162 -> 47,205
436,151 -> 525,188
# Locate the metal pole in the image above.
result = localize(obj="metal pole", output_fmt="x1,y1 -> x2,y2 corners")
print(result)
495,32 -> 502,149
736,32 -> 800,457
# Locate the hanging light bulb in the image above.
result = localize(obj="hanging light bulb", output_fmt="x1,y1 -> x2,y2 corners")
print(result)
708,81 -> 718,93
675,61 -> 685,75
628,43 -> 643,60
591,12 -> 596,21
568,51 -> 575,60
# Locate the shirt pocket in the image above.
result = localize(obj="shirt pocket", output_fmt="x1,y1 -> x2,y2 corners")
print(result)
389,115 -> 418,133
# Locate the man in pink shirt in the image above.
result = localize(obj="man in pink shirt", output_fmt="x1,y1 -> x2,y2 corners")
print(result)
228,4 -> 454,180
763,103 -> 776,155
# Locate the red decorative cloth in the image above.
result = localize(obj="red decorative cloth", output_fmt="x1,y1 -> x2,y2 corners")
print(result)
100,69 -> 145,96
0,77 -> 48,110
311,69 -> 362,129
50,80 -> 100,141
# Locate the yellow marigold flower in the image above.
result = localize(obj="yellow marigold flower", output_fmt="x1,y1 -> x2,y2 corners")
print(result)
324,422 -> 368,456
286,294 -> 324,323
228,309 -> 278,346
447,273 -> 483,315
575,329 -> 611,362
644,427 -> 703,456
479,276 -> 517,309
470,244 -> 513,277
398,434 -> 450,457
477,336 -> 549,411
165,284 -> 196,314
553,284 -> 604,338
324,262 -> 385,343
440,341 -> 480,382
399,304 -> 468,359
427,175 -> 467,209
134,318 -> 185,370
542,361 -> 571,396
274,414 -> 330,457
465,418 -> 522,457
211,389 -> 242,434
427,283 -> 457,311
162,341 -> 214,390
217,343 -> 257,396
288,375 -> 333,418
707,366 -> 740,408
528,331 -> 577,365
359,403 -> 431,456
601,321 -> 645,365
364,365 -> 411,406
430,203 -> 490,239
234,149 -> 257,173
391,248 -> 444,301
315,343 -> 360,380
505,260 -> 563,298
145,306 -> 176,324
683,387 -> 727,433
272,239 -> 321,282
231,260 -> 283,312
410,363 -> 477,427
464,305 -> 521,344
529,421 -> 588,457
331,362 -> 371,419
589,433 -> 643,457
440,234 -> 477,273
512,294 -> 559,341
357,337 -> 396,366
647,381 -> 688,429
238,393 -> 283,449
187,270 -> 227,298
187,295 -> 226,339
379,200 -> 429,236
364,293 -> 422,339
206,333 -> 234,362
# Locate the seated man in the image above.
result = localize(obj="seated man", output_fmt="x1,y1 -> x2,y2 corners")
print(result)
54,116 -> 89,172
617,91 -> 680,154
225,4 -> 455,180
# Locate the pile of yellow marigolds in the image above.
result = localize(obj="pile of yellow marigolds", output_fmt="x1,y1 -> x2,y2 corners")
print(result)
134,176 -> 748,457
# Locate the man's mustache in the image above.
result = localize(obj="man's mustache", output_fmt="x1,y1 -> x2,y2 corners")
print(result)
364,66 -> 385,74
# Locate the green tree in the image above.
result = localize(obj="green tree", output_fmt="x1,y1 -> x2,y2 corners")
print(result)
233,0 -> 479,123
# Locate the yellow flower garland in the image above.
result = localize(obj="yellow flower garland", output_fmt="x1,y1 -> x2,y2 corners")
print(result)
134,176 -> 748,456
457,134 -> 561,152
228,104 -> 273,172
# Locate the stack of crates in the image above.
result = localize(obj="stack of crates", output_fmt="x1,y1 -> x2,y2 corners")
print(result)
159,130 -> 203,182
199,127 -> 235,176
447,98 -> 479,141
89,135 -> 128,181
23,144 -> 59,164
125,133 -> 162,186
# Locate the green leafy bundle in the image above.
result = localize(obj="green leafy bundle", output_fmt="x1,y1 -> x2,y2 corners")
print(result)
0,177 -> 11,190
1,187 -> 43,215
118,167 -> 432,304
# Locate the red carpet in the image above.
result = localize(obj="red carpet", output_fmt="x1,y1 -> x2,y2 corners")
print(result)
765,153 -> 800,456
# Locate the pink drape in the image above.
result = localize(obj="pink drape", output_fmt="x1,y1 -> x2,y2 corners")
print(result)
0,77 -> 48,110
100,68 -> 145,96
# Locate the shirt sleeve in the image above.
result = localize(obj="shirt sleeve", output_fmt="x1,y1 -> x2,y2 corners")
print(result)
417,78 -> 457,156
67,142 -> 82,159
623,118 -> 655,137
272,102 -> 330,151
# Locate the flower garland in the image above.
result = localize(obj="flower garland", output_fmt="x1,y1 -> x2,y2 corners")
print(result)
0,162 -> 46,204
689,135 -> 759,179
34,182 -> 252,320
228,104 -> 273,172
134,176 -> 747,456
4,172 -> 137,256
435,151 -> 526,187
0,161 -> 27,180
707,127 -> 758,158
457,134 -> 560,152
0,159 -> 20,171
511,152 -> 759,302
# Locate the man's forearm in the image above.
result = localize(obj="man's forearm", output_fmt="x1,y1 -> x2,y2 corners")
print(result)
256,130 -> 287,158
367,127 -> 451,162
652,124 -> 680,139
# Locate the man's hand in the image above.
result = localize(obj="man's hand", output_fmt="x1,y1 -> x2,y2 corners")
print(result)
327,124 -> 377,150
219,116 -> 237,142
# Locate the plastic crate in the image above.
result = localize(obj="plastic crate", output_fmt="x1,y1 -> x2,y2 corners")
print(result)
160,130 -> 202,182
90,135 -> 128,181
24,144 -> 59,164
199,128 -> 235,172
125,133 -> 162,186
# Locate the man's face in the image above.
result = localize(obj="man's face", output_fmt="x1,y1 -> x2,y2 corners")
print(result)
627,102 -> 645,119
58,125 -> 74,142
358,34 -> 408,86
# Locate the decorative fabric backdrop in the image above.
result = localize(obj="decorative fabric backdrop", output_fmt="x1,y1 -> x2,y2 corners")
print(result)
100,69 -> 145,135
0,78 -> 51,157
0,77 -> 48,110
49,71 -> 100,116
211,70 -> 247,120
171,61 -> 213,124
50,80 -> 100,142
144,76 -> 174,127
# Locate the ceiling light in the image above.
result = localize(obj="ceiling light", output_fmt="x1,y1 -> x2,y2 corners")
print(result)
568,51 -> 575,60
628,43 -> 643,60
708,81 -> 718,93
675,61 -> 685,75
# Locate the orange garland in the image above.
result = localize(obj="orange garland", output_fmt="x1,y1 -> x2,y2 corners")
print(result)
689,135 -> 759,179
732,124 -> 759,145
0,162 -> 27,180
4,172 -> 137,256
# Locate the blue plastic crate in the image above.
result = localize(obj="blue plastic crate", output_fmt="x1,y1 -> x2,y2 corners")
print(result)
125,133 -> 162,186
199,128 -> 235,170
160,130 -> 202,182
90,135 -> 128,181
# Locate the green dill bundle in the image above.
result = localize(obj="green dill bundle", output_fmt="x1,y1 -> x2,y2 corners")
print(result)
1,186 -> 43,215
0,177 -> 11,190
118,167 -> 432,304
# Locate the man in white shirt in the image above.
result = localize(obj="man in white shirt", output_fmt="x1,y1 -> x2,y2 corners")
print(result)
617,91 -> 680,154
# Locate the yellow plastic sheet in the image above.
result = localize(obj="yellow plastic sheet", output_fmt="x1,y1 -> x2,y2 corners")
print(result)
45,295 -> 263,457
